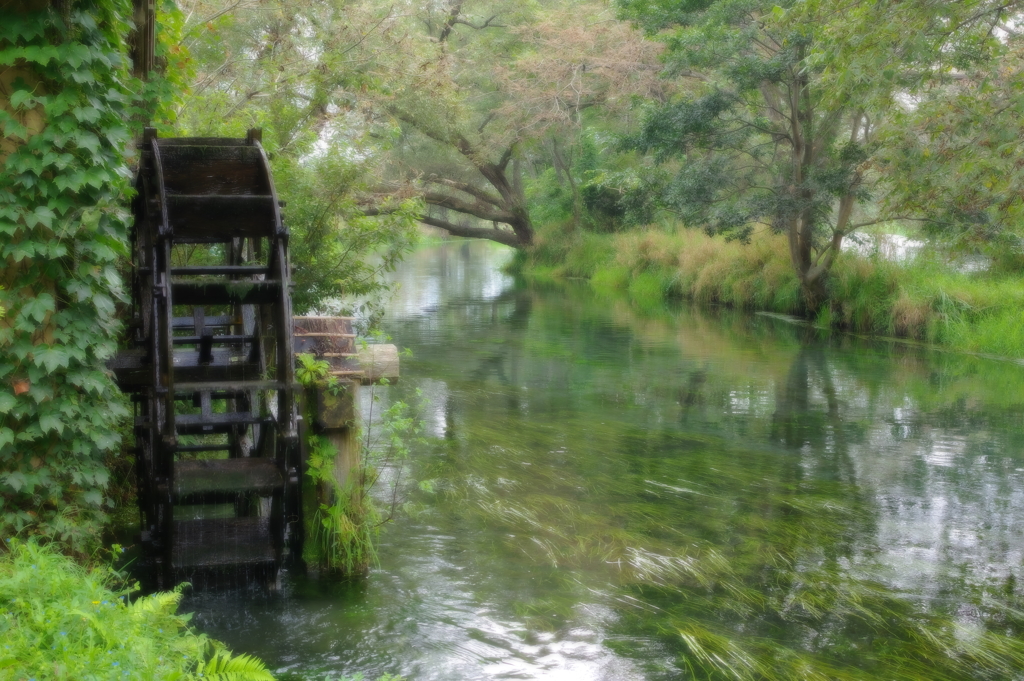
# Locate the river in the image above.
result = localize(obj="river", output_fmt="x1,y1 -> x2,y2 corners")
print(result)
188,240 -> 1024,680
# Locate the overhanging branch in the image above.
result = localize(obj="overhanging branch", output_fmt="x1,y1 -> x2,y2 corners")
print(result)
421,191 -> 515,223
454,15 -> 504,30
417,215 -> 522,247
424,176 -> 504,208
363,206 -> 522,247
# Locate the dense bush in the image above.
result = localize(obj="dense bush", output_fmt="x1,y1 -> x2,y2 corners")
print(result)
0,539 -> 274,680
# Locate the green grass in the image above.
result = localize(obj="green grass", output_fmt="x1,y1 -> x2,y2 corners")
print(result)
520,224 -> 1024,359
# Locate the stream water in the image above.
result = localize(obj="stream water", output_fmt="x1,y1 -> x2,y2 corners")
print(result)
188,240 -> 1024,680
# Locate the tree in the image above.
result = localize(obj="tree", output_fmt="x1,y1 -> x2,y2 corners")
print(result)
357,0 -> 548,248
173,0 -> 661,249
492,6 -> 664,229
364,0 -> 661,246
617,0 -> 1024,308
856,2 -> 1024,264
617,0 -> 874,308
170,0 -> 421,314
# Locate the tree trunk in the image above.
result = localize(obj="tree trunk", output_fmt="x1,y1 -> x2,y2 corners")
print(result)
798,273 -> 829,312
550,137 -> 580,229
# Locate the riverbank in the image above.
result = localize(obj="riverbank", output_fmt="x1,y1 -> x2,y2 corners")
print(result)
512,226 -> 1024,359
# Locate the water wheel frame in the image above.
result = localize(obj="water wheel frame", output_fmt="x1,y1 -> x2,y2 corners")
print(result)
114,128 -> 302,588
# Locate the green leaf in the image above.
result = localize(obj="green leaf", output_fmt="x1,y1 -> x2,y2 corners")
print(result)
38,414 -> 64,435
28,206 -> 54,230
0,45 -> 58,66
72,106 -> 102,124
19,294 -> 54,324
2,241 -> 37,262
5,472 -> 26,492
8,89 -> 37,110
0,116 -> 28,140
33,347 -> 70,372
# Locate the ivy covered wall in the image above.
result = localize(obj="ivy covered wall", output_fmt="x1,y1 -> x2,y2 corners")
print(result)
0,0 -> 136,551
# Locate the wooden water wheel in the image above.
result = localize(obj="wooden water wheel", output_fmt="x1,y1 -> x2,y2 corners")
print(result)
110,128 -> 302,588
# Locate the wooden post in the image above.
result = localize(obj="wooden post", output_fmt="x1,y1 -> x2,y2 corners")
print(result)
292,317 -> 401,554
131,0 -> 156,79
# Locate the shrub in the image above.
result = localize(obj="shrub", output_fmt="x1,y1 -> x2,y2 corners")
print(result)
0,539 -> 274,680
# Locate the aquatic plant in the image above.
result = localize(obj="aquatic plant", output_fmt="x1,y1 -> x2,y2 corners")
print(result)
297,353 -> 422,576
420,427 -> 1024,679
389,299 -> 1024,680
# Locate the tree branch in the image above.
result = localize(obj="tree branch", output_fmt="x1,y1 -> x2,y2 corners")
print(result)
364,206 -> 522,246
477,112 -> 495,134
424,176 -> 504,207
438,2 -> 463,43
421,191 -> 515,223
497,145 -> 514,172
454,15 -> 504,30
417,216 -> 522,247
339,7 -> 395,57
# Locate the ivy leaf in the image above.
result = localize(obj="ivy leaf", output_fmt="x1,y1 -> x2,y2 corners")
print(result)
84,166 -> 111,189
0,16 -> 46,42
0,427 -> 13,450
39,414 -> 64,436
28,206 -> 54,230
54,170 -> 87,193
2,241 -> 37,262
9,89 -> 37,110
19,294 -> 54,324
72,130 -> 101,155
0,45 -> 58,66
34,347 -> 70,372
0,115 -> 28,141
62,44 -> 92,69
72,106 -> 102,124
4,472 -> 26,493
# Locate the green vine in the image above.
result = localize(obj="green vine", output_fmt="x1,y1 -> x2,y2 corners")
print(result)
0,1 -> 145,552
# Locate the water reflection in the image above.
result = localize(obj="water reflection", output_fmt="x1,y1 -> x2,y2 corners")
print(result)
188,241 -> 1024,680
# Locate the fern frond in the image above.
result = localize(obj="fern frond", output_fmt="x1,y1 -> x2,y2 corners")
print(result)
130,589 -> 183,616
195,648 -> 275,681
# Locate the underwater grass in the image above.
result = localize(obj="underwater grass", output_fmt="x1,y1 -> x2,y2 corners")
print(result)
418,427 -> 1024,681
393,318 -> 1024,681
390,240 -> 1024,679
